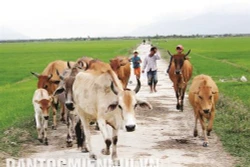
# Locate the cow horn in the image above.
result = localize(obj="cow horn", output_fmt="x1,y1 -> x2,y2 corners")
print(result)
78,61 -> 83,69
167,50 -> 173,57
111,82 -> 118,95
83,62 -> 89,70
56,69 -> 64,80
47,74 -> 53,80
67,61 -> 72,69
185,49 -> 191,57
31,72 -> 40,78
134,79 -> 141,94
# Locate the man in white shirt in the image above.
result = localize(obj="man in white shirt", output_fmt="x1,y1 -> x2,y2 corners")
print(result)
142,46 -> 161,93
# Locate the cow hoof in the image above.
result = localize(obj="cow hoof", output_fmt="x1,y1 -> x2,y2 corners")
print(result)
176,104 -> 180,110
38,138 -> 43,143
203,142 -> 208,147
113,159 -> 120,166
90,154 -> 97,160
194,130 -> 198,137
81,147 -> 89,153
52,125 -> 57,130
207,131 -> 211,136
101,148 -> 110,155
66,141 -> 73,147
44,138 -> 48,145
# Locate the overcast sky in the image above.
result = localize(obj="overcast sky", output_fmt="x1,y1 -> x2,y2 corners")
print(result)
0,0 -> 249,38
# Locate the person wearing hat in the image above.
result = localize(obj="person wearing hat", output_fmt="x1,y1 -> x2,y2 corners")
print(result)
166,44 -> 184,73
129,50 -> 142,79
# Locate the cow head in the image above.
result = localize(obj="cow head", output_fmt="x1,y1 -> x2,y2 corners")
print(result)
54,71 -> 76,111
194,82 -> 218,114
167,50 -> 191,75
35,98 -> 52,120
31,72 -> 60,95
110,79 -> 152,132
109,58 -> 128,74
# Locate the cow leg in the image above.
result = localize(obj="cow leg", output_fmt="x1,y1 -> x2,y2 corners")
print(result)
35,114 -> 43,143
79,112 -> 96,159
75,119 -> 88,152
112,128 -> 120,165
180,87 -> 186,112
66,113 -> 73,147
207,109 -> 215,136
43,118 -> 49,145
193,111 -> 199,137
97,119 -> 111,155
71,113 -> 76,139
174,85 -> 180,110
60,103 -> 66,123
198,115 -> 208,147
175,91 -> 180,110
51,104 -> 57,130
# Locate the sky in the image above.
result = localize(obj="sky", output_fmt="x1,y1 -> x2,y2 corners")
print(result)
0,0 -> 250,39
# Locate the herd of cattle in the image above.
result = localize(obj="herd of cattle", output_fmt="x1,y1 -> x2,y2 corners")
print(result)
31,49 -> 219,162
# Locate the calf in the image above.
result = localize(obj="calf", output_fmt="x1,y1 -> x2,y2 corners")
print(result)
188,74 -> 219,147
32,88 -> 52,145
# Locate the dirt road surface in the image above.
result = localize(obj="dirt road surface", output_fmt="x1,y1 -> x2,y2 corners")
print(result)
24,44 -> 235,167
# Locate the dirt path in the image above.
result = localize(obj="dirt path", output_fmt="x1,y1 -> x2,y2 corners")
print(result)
26,44 -> 235,167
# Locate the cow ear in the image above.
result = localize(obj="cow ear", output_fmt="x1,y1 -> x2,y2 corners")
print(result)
193,91 -> 199,94
137,100 -> 152,110
120,62 -> 127,66
49,96 -> 53,102
212,91 -> 218,94
107,101 -> 118,112
53,87 -> 65,96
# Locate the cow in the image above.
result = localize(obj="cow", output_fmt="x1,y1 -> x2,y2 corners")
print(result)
110,56 -> 131,89
71,60 -> 152,163
31,60 -> 74,129
188,74 -> 219,147
167,50 -> 193,111
54,57 -> 93,150
32,88 -> 52,145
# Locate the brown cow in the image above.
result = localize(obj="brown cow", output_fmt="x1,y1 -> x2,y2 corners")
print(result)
188,74 -> 219,147
31,60 -> 74,129
110,56 -> 131,88
167,50 -> 193,111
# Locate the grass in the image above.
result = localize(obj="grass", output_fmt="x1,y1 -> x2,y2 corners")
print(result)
0,39 -> 139,158
154,37 -> 250,166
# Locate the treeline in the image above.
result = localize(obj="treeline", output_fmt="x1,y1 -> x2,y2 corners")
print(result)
1,33 -> 250,43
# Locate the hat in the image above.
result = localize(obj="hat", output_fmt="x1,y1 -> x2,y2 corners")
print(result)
176,45 -> 184,50
133,50 -> 139,53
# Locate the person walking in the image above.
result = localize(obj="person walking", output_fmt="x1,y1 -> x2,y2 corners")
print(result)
129,50 -> 142,79
142,46 -> 161,93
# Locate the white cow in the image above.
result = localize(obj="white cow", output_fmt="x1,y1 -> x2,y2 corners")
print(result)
71,60 -> 152,163
32,88 -> 52,145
